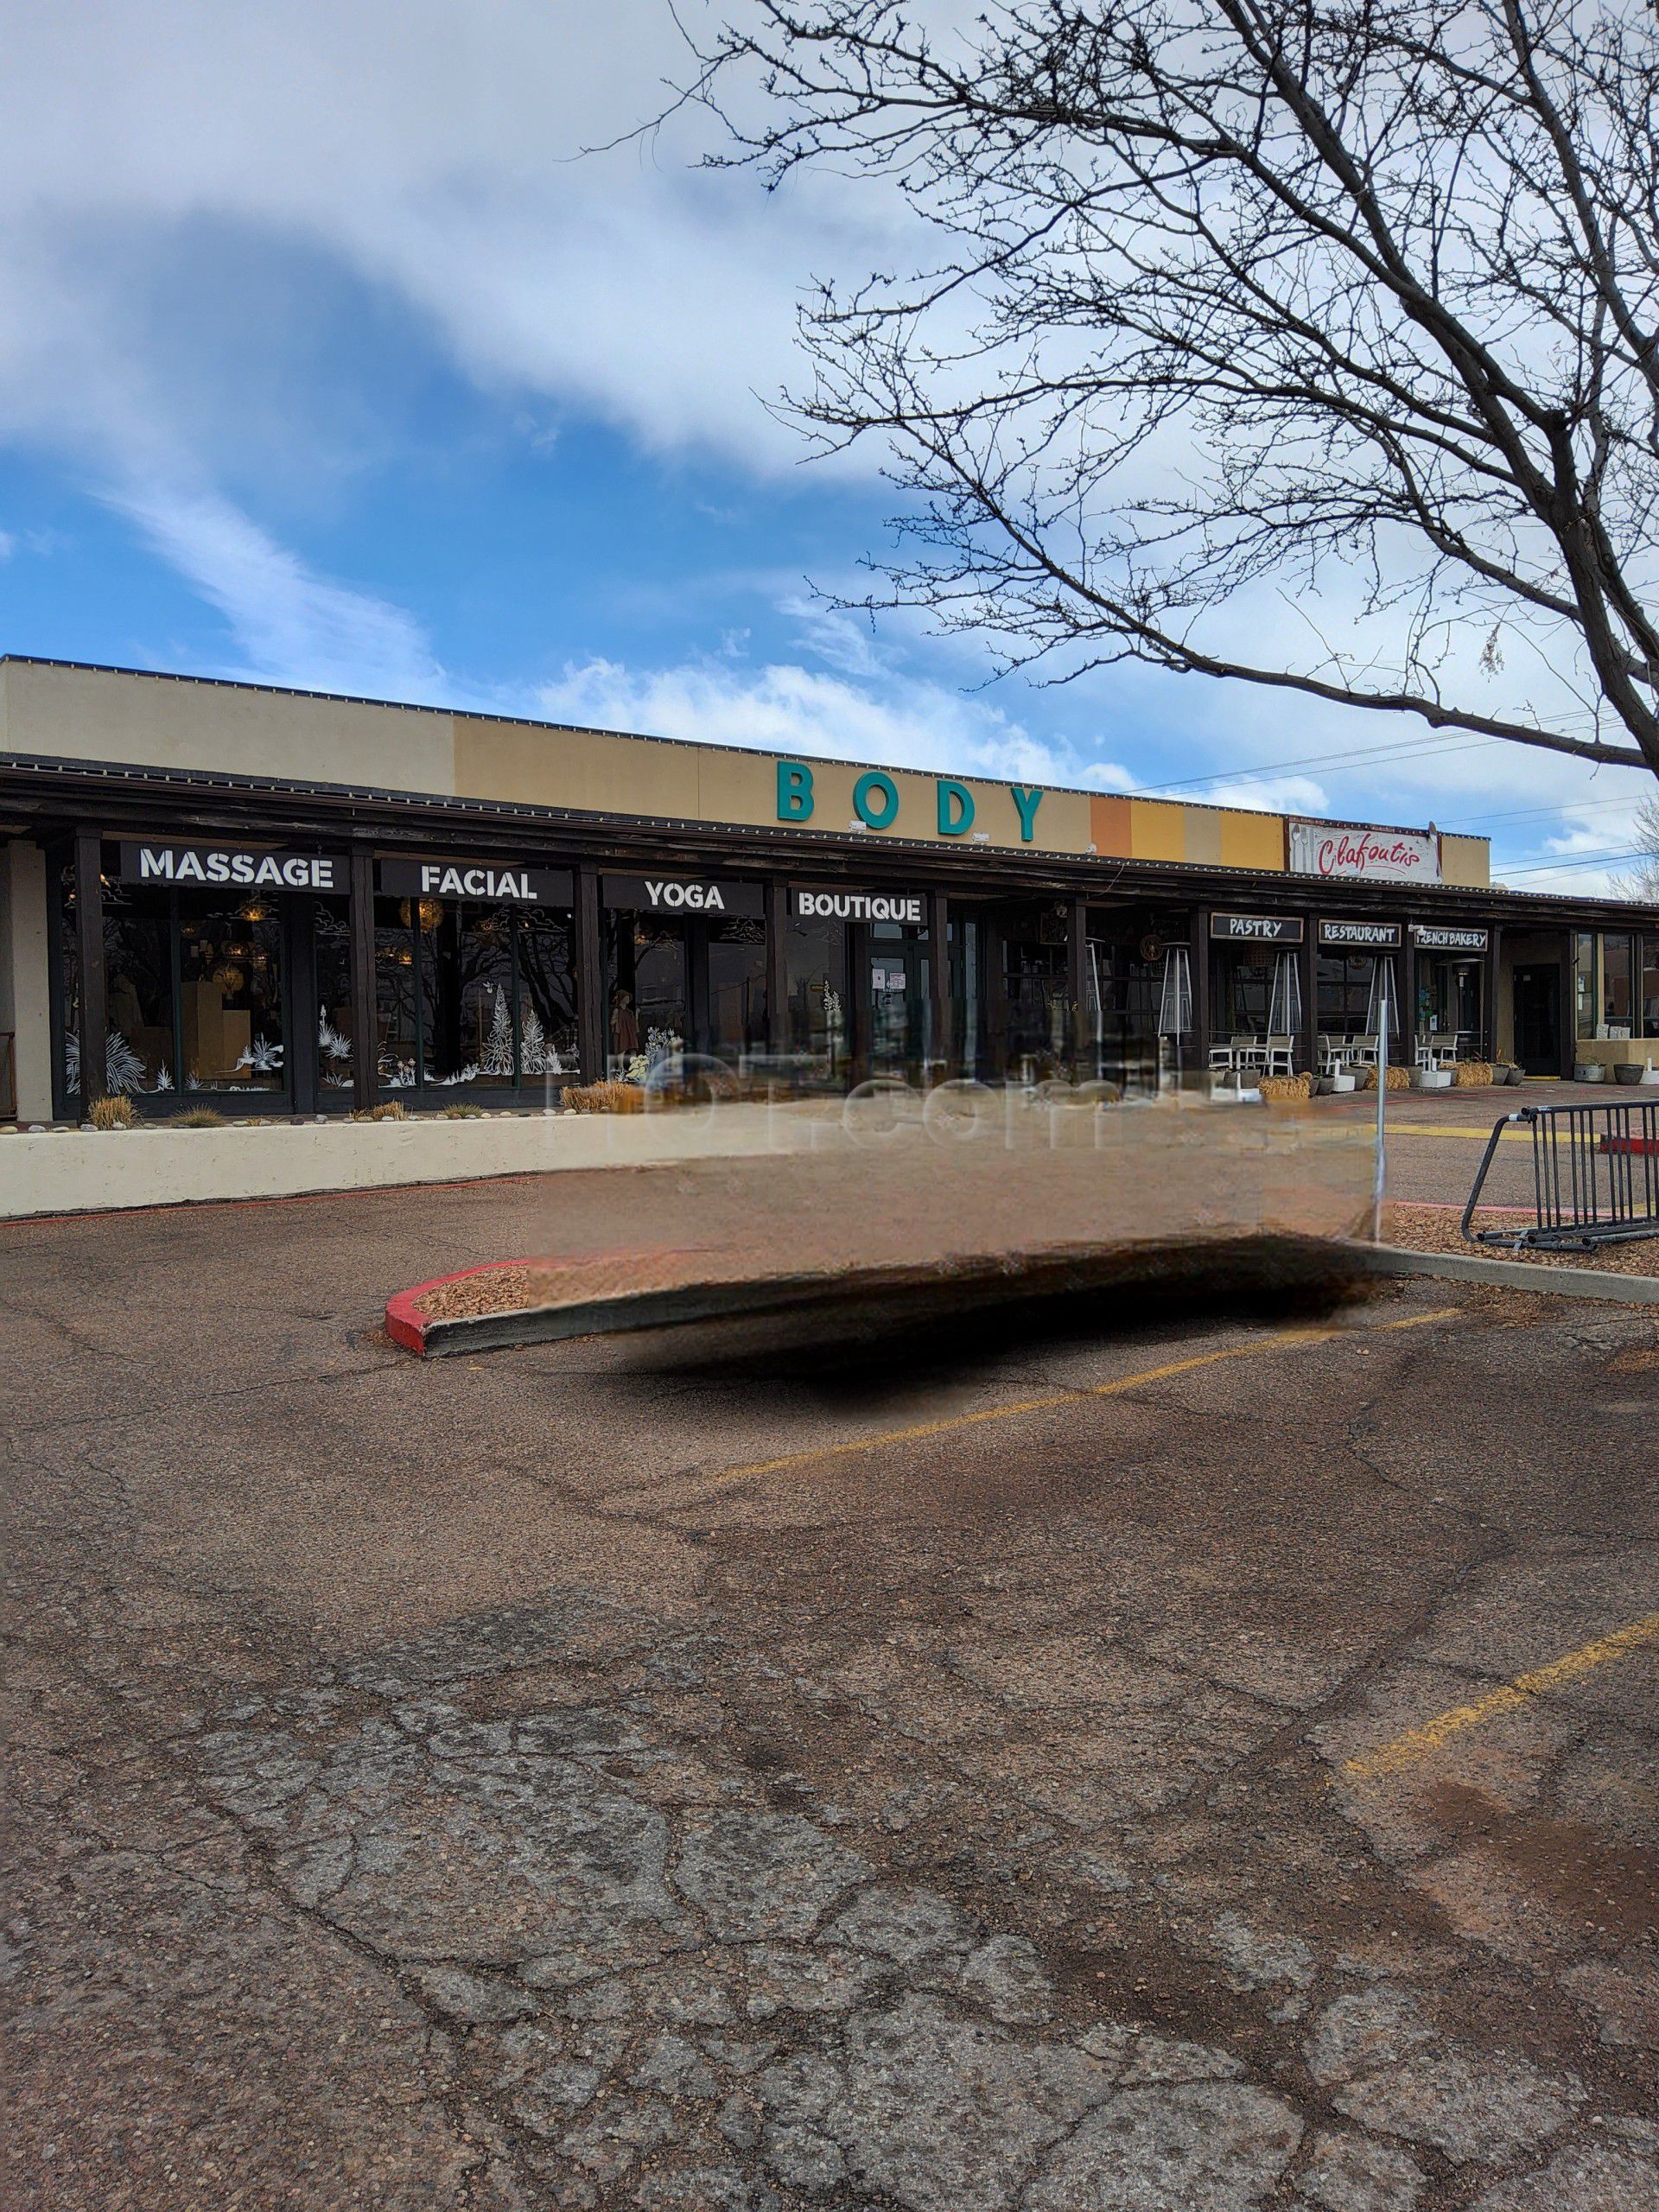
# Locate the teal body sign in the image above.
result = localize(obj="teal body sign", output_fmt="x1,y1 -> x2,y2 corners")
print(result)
853,771 -> 900,830
1011,785 -> 1044,842
777,760 -> 815,821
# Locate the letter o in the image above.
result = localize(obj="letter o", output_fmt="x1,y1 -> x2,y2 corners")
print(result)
853,772 -> 899,830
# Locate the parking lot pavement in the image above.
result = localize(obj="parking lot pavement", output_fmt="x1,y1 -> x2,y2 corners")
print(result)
4,1181 -> 1659,2210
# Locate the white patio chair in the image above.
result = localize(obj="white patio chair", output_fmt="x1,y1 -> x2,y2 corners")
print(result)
1263,1034 -> 1295,1077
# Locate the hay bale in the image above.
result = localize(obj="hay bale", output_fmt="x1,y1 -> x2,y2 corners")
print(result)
565,1080 -> 645,1115
1453,1059 -> 1495,1086
1359,1065 -> 1412,1091
1258,1071 -> 1313,1103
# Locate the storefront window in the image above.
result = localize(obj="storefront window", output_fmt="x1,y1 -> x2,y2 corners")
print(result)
178,902 -> 284,1090
314,902 -> 356,1090
377,894 -> 578,1090
59,874 -> 179,1098
1002,907 -> 1069,1078
1575,932 -> 1597,1040
1219,945 -> 1275,1035
1601,933 -> 1634,1035
1418,957 -> 1482,1048
705,917 -> 766,1065
1318,955 -> 1373,1040
1084,928 -> 1165,1087
1642,935 -> 1659,1041
607,912 -> 688,1076
785,913 -> 852,1087
517,908 -> 578,1080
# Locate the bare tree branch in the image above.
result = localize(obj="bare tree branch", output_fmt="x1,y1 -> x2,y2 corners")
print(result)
685,0 -> 1659,778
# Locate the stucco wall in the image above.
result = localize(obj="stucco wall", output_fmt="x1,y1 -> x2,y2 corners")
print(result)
0,841 -> 54,1122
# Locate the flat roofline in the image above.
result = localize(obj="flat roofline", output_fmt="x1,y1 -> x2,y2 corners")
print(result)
0,652 -> 1487,849
3,747 -> 1650,925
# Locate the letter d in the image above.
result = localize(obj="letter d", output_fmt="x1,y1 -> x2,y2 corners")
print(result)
937,779 -> 975,837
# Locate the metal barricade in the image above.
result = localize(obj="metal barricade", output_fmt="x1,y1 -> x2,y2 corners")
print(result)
1462,1101 -> 1659,1252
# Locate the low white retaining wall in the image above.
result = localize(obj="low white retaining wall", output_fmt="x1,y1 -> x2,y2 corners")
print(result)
0,1103 -> 810,1220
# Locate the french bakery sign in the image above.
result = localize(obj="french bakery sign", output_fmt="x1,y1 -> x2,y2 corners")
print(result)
119,841 -> 343,891
1289,820 -> 1440,884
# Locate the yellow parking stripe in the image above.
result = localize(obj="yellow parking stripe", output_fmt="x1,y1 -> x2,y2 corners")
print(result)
1342,1610 -> 1659,1781
1391,1125 -> 1531,1141
652,1306 -> 1457,1506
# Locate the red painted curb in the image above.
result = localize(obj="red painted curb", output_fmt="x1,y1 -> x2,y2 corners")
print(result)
385,1258 -> 541,1357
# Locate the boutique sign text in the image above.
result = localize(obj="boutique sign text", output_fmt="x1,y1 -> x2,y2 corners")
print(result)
792,887 -> 926,925
776,759 -> 1045,843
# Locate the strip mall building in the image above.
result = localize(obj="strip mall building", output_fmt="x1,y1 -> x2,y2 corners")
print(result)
1,655 -> 1655,1122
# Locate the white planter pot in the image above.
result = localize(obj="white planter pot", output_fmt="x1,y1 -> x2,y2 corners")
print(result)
1412,1068 -> 1452,1090
1329,1072 -> 1357,1093
1574,1063 -> 1606,1083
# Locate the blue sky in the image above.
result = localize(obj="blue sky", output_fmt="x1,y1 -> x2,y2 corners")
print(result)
0,0 -> 1651,893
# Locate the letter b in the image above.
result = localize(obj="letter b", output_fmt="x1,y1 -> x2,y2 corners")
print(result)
777,760 -> 815,822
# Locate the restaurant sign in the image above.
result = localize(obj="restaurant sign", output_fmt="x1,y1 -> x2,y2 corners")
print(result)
1289,819 -> 1440,883
1211,913 -> 1303,944
605,874 -> 765,918
1319,919 -> 1402,950
379,857 -> 573,905
119,841 -> 342,891
792,887 -> 925,925
1412,924 -> 1489,951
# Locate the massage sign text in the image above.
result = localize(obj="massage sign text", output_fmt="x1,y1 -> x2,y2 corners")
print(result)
1289,819 -> 1440,884
119,842 -> 343,891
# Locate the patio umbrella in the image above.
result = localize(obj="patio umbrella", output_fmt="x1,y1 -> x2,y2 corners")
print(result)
1157,944 -> 1192,1039
1268,949 -> 1302,1036
1364,956 -> 1398,1042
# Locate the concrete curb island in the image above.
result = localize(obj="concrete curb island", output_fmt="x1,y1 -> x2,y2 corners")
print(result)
1361,1242 -> 1659,1306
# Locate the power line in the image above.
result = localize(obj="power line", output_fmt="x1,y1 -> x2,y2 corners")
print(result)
1440,791 -> 1643,831
1496,847 -> 1649,876
1124,730 -> 1497,797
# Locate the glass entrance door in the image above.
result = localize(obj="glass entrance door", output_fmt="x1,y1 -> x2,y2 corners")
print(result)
1513,963 -> 1560,1076
861,929 -> 930,1081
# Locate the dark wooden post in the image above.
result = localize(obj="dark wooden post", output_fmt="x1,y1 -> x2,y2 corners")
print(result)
576,866 -> 605,1083
1485,925 -> 1503,1064
1190,909 -> 1211,1082
1298,916 -> 1319,1078
348,849 -> 378,1111
982,909 -> 1008,1080
73,826 -> 108,1110
1067,894 -> 1089,1080
765,879 -> 788,1060
1396,931 -> 1416,1070
929,888 -> 951,1081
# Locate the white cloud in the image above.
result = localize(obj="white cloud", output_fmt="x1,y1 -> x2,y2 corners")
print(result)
108,483 -> 443,698
537,646 -> 1135,795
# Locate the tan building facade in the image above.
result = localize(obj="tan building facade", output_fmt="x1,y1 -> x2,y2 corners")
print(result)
0,656 -> 1649,1122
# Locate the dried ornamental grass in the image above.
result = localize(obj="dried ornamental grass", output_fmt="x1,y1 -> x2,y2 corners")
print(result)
440,1102 -> 486,1119
88,1095 -> 137,1130
174,1108 -> 227,1127
565,1080 -> 645,1114
353,1100 -> 408,1122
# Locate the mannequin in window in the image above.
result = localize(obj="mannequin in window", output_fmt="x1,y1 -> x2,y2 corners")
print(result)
611,988 -> 640,1058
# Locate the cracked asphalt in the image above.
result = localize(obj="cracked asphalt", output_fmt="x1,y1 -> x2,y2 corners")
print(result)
3,1173 -> 1658,2210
